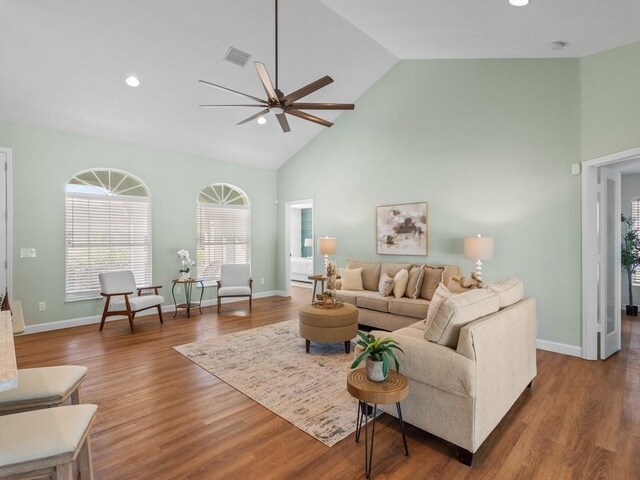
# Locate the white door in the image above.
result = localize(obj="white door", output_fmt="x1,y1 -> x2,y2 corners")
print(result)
599,166 -> 622,359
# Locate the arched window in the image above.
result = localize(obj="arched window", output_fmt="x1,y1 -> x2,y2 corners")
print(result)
197,183 -> 250,281
65,169 -> 152,301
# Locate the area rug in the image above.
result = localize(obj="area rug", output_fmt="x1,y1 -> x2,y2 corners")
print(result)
173,319 -> 362,447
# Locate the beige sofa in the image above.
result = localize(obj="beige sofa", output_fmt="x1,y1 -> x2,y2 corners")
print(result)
370,296 -> 537,465
335,260 -> 460,331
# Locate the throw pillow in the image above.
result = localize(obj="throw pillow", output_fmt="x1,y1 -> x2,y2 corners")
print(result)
405,265 -> 425,300
424,289 -> 500,348
378,272 -> 395,297
487,276 -> 524,308
424,282 -> 453,330
339,267 -> 364,291
393,269 -> 409,299
419,266 -> 445,300
447,275 -> 482,293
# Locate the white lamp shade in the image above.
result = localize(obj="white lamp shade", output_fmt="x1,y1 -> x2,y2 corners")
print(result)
464,236 -> 494,260
318,237 -> 336,255
304,238 -> 313,247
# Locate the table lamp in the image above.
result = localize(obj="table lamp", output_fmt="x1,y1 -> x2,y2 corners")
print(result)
304,238 -> 313,257
464,234 -> 494,282
318,237 -> 336,276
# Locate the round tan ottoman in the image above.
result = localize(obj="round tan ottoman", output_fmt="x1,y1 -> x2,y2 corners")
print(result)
298,303 -> 359,354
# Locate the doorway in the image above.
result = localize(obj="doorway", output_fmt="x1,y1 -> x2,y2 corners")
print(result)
284,199 -> 314,296
582,147 -> 640,360
0,148 -> 11,298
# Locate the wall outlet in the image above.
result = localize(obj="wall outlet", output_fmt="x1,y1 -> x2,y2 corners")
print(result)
38,301 -> 46,312
260,278 -> 264,285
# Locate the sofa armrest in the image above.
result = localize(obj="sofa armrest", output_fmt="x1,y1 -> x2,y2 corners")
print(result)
366,329 -> 476,398
458,297 -> 537,451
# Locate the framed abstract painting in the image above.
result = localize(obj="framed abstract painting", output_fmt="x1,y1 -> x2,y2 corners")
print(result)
376,202 -> 428,255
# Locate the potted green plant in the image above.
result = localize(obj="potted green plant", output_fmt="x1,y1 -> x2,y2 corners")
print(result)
351,332 -> 403,382
622,214 -> 640,316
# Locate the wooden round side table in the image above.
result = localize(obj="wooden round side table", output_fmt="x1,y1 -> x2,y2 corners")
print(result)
347,369 -> 409,479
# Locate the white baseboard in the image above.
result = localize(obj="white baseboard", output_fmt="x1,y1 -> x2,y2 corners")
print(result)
536,339 -> 582,358
21,291 -> 287,335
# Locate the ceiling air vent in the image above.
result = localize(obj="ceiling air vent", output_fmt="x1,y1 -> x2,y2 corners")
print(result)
224,47 -> 251,67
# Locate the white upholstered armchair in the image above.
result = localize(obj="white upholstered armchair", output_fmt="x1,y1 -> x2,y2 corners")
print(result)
216,264 -> 252,314
98,270 -> 164,333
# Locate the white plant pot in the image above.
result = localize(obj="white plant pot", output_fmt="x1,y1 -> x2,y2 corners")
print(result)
366,358 -> 387,382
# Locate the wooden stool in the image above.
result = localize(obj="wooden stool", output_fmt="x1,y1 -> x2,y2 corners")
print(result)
0,366 -> 87,415
0,404 -> 97,479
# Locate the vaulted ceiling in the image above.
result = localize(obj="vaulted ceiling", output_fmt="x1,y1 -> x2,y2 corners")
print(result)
1,0 -> 639,169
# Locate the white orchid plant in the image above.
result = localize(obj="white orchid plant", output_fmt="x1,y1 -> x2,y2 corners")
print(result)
177,249 -> 195,274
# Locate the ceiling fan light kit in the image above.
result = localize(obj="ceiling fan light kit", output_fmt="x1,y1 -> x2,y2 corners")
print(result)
198,0 -> 354,133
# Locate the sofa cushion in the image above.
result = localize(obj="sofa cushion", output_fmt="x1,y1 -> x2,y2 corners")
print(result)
405,265 -> 425,300
388,297 -> 430,319
424,282 -> 454,330
340,268 -> 364,291
442,265 -> 461,286
425,289 -> 500,348
381,262 -> 413,279
335,289 -> 358,305
378,272 -> 394,296
419,266 -> 445,300
356,291 -> 390,313
487,277 -> 524,308
346,260 -> 381,291
393,269 -> 409,298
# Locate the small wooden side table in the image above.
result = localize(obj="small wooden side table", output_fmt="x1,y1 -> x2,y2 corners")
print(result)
347,369 -> 409,479
171,279 -> 205,318
307,274 -> 327,303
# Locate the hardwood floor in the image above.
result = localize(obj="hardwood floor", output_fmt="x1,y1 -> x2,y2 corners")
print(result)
13,294 -> 640,479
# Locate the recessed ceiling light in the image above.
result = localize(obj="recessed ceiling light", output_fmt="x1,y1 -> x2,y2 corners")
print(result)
125,76 -> 140,87
551,41 -> 568,50
509,0 -> 529,6
257,116 -> 267,125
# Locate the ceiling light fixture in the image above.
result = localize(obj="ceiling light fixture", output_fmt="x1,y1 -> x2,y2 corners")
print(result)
509,0 -> 529,6
125,76 -> 140,87
551,41 -> 567,50
257,116 -> 267,125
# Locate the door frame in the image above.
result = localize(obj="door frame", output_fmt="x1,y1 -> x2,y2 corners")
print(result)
283,198 -> 314,297
0,148 -> 12,298
582,146 -> 640,359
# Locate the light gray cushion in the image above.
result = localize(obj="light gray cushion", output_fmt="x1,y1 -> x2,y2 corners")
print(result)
424,283 -> 453,330
0,404 -> 97,466
110,295 -> 164,312
346,260 -> 381,291
378,272 -> 394,296
218,286 -> 251,297
405,265 -> 425,299
99,270 -> 136,295
356,291 -> 390,313
487,277 -> 524,308
425,289 -> 500,348
220,264 -> 251,287
0,366 -> 87,403
388,297 -> 430,319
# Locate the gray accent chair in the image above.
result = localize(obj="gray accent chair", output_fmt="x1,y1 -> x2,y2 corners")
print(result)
98,270 -> 164,333
217,264 -> 253,314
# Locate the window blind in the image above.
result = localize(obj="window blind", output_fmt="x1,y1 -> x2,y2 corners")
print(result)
633,199 -> 640,286
65,193 -> 152,301
197,204 -> 250,281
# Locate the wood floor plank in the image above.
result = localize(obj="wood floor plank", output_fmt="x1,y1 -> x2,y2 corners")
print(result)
11,294 -> 640,479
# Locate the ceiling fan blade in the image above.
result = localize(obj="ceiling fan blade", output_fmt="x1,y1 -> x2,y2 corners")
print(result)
286,109 -> 333,128
276,113 -> 291,133
282,76 -> 334,104
236,108 -> 271,125
289,103 -> 354,111
254,62 -> 279,103
198,80 -> 267,105
199,104 -> 267,108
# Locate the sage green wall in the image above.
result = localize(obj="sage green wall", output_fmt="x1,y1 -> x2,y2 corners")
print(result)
581,41 -> 640,160
277,59 -> 582,347
0,122 -> 278,327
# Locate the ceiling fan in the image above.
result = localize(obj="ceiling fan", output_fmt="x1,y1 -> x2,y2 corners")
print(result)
198,0 -> 354,133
